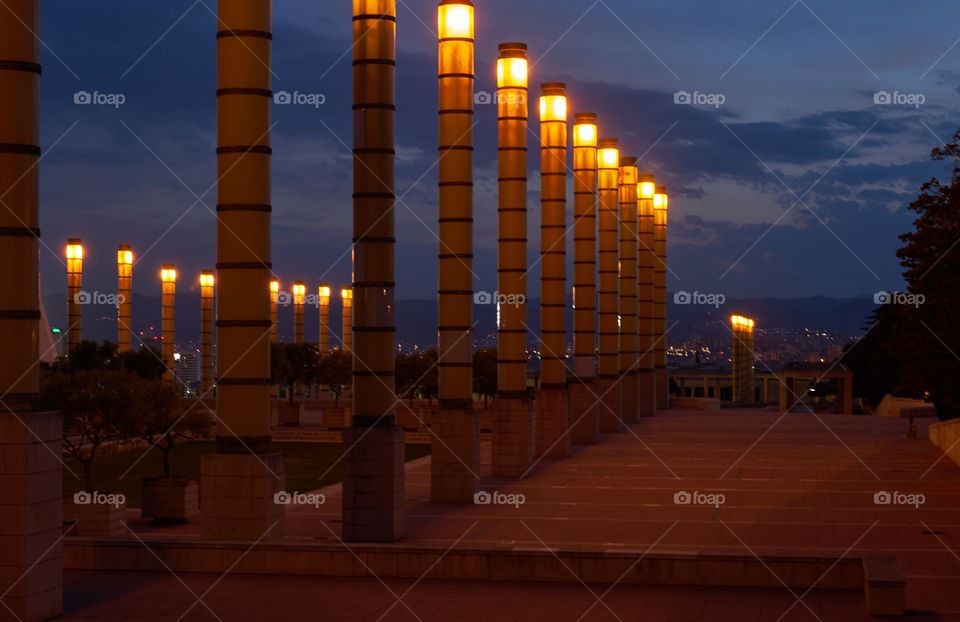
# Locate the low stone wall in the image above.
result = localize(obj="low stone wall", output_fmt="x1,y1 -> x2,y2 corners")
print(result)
64,538 -> 865,590
929,417 -> 960,467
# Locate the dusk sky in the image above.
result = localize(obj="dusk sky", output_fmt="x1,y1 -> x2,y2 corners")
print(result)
36,0 -> 960,302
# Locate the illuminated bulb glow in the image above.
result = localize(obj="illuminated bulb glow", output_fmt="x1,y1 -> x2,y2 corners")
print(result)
161,268 -> 177,282
539,95 -> 567,122
270,280 -> 280,293
200,274 -> 214,287
653,193 -> 665,208
598,148 -> 619,168
66,244 -> 83,260
497,57 -> 527,89
341,288 -> 353,300
438,4 -> 473,39
319,286 -> 331,300
639,182 -> 656,198
117,250 -> 133,265
574,123 -> 597,147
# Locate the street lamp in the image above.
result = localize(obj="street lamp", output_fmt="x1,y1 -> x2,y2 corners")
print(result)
434,0 -> 478,504
637,174 -> 656,416
618,157 -> 639,423
653,186 -> 669,409
571,112 -> 600,443
341,287 -> 353,357
293,281 -> 306,345
200,271 -> 214,393
160,265 -> 176,385
536,81 -> 569,459
117,245 -> 133,352
318,284 -> 331,355
493,42 -> 531,476
66,239 -> 83,352
596,139 -> 621,432
270,279 -> 280,344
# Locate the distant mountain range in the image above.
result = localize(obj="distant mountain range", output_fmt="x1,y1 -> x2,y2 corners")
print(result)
42,292 -> 878,348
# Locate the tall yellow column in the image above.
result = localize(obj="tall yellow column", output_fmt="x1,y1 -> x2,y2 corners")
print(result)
341,287 -> 353,356
117,245 -> 133,352
202,0 -> 284,542
293,281 -> 305,345
596,139 -> 621,432
318,283 -> 331,355
636,175 -> 656,416
345,0 -> 404,540
731,315 -> 756,402
269,279 -> 279,398
0,2 -> 63,616
534,83 -> 570,459
618,159 -> 639,424
66,239 -> 83,352
654,187 -> 669,409
269,279 -> 280,343
492,43 -> 533,477
432,1 -> 479,502
200,271 -> 214,393
570,114 -> 599,443
161,265 -> 176,385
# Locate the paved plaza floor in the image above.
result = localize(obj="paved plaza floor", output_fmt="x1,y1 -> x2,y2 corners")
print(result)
65,409 -> 960,619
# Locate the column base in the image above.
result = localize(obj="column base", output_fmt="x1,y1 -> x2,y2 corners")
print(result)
620,373 -> 638,424
569,381 -> 599,444
656,367 -> 670,409
342,426 -> 405,542
200,452 -> 285,541
430,409 -> 480,504
0,411 -> 63,622
492,397 -> 533,478
534,388 -> 569,459
637,369 -> 656,417
597,377 -> 623,433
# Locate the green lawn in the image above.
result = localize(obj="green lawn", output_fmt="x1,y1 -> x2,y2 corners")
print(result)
64,441 -> 431,508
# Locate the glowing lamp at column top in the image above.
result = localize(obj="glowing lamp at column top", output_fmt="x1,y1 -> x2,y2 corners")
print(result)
653,186 -> 669,209
161,265 -> 176,282
200,272 -> 214,287
293,282 -> 306,304
341,288 -> 353,300
539,83 -> 566,122
318,284 -> 331,302
438,2 -> 473,39
573,113 -> 598,147
497,43 -> 527,89
638,174 -> 656,199
117,246 -> 133,265
597,139 -> 619,169
66,239 -> 83,260
270,280 -> 280,293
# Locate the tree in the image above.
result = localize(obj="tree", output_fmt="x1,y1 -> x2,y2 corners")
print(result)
320,349 -> 353,407
125,382 -> 213,477
841,305 -> 903,411
270,342 -> 322,405
473,348 -> 498,407
41,368 -> 140,491
894,129 -> 960,419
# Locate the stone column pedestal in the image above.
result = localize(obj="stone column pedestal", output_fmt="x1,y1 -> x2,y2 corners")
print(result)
597,377 -> 622,433
492,397 -> 533,478
0,411 -> 62,622
430,409 -> 479,503
637,369 -> 656,417
569,381 -> 599,444
656,368 -> 670,409
534,387 -> 569,458
342,425 -> 405,542
200,453 -> 285,542
620,373 -> 638,424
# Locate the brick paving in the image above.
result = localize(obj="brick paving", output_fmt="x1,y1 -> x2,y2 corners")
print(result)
101,410 -> 960,617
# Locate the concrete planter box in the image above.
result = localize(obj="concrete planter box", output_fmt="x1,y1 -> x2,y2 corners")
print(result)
324,406 -> 347,429
274,402 -> 305,426
63,494 -> 126,537
141,476 -> 199,522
